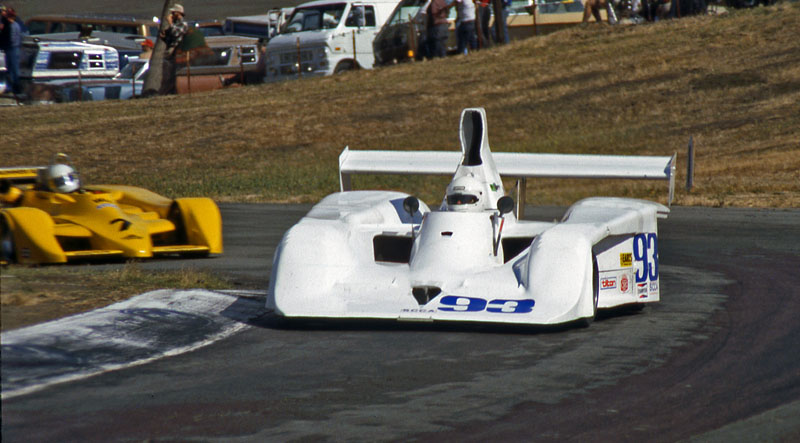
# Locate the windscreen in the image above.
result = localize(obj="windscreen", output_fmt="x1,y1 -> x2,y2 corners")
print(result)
386,0 -> 427,26
48,51 -> 82,69
285,4 -> 346,32
117,60 -> 146,79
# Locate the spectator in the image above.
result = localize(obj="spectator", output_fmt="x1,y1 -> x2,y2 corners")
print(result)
426,0 -> 454,58
490,0 -> 510,44
476,0 -> 492,48
158,3 -> 189,94
455,0 -> 478,54
139,38 -> 154,60
582,0 -> 610,23
0,6 -> 24,96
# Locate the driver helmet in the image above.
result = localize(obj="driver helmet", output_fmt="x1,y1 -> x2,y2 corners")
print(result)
46,163 -> 81,193
445,176 -> 483,212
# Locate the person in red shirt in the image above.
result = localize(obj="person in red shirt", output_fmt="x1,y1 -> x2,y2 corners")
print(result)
426,0 -> 453,58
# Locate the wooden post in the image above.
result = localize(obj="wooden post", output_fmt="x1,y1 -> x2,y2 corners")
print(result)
239,46 -> 245,84
408,14 -> 417,59
492,0 -> 505,45
296,37 -> 302,79
686,136 -> 695,192
352,30 -> 358,69
186,51 -> 192,94
77,69 -> 83,101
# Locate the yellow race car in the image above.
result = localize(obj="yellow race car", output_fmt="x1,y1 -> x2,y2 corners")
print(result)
0,155 -> 222,264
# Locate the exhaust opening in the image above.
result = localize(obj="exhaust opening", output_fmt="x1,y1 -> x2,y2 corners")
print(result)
412,286 -> 441,305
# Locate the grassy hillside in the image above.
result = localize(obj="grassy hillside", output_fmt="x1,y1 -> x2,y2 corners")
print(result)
2,3 -> 798,208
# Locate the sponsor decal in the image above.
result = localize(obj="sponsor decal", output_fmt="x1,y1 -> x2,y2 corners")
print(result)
401,308 -> 436,314
21,248 -> 31,259
601,277 -> 617,290
620,274 -> 630,293
650,281 -> 659,292
438,296 -> 535,314
95,203 -> 118,210
620,253 -> 633,267
637,282 -> 648,298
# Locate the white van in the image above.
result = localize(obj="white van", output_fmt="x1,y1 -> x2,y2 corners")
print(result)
224,9 -> 294,40
264,0 -> 400,82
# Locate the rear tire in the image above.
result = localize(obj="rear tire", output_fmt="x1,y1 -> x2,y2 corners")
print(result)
1,215 -> 16,263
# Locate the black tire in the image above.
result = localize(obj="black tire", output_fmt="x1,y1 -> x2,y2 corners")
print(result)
1,215 -> 15,263
167,202 -> 188,245
577,257 -> 600,328
166,202 -> 209,258
334,60 -> 355,74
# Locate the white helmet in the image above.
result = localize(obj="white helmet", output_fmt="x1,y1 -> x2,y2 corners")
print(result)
47,163 -> 81,193
445,176 -> 483,212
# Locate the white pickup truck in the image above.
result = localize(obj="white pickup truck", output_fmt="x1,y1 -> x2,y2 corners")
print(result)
264,0 -> 400,82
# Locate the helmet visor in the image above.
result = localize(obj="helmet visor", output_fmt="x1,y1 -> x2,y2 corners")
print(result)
446,193 -> 479,206
52,173 -> 79,191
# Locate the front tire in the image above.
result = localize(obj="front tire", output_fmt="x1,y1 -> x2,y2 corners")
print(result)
334,60 -> 355,74
577,257 -> 599,328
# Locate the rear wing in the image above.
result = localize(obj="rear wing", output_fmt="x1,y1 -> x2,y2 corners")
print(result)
339,147 -> 677,208
0,167 -> 43,185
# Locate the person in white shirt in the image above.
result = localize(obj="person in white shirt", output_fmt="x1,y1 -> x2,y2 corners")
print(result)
455,0 -> 478,54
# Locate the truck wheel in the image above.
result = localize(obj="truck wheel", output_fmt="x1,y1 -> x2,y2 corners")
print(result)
1,215 -> 15,263
334,60 -> 355,74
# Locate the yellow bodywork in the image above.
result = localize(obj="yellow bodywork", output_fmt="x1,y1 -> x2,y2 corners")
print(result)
1,170 -> 222,264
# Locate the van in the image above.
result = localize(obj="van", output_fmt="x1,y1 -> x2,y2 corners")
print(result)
223,9 -> 293,40
264,0 -> 400,82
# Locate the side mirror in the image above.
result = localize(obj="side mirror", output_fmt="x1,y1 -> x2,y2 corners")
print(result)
403,196 -> 419,216
497,196 -> 514,215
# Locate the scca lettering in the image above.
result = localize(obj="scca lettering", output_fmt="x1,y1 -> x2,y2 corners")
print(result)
438,296 -> 535,314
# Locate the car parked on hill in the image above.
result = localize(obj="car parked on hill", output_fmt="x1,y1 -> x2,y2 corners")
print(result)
51,35 -> 262,102
264,0 -> 400,81
25,14 -> 160,67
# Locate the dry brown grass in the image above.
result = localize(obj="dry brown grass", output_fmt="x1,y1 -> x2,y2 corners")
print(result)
0,263 -> 232,331
2,4 -> 798,208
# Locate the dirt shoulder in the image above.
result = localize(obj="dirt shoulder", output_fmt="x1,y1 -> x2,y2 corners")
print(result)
0,264 -> 231,331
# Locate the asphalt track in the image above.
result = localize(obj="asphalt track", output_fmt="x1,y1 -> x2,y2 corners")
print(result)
2,204 -> 799,442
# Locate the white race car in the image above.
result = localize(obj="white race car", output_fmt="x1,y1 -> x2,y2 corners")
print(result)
268,108 -> 675,327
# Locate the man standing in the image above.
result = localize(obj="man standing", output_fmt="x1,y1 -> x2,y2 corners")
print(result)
426,0 -> 453,59
455,0 -> 478,55
0,6 -> 24,96
476,0 -> 492,49
158,4 -> 188,94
